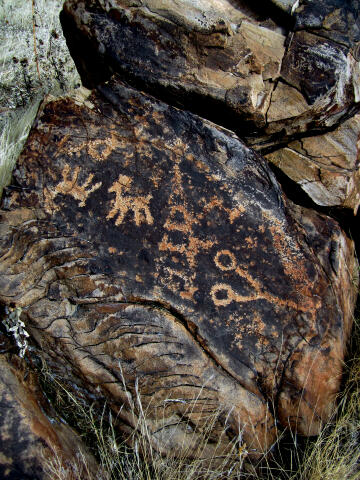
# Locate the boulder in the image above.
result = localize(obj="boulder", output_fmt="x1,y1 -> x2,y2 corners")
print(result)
0,347 -> 99,479
60,0 -> 360,149
0,80 -> 357,459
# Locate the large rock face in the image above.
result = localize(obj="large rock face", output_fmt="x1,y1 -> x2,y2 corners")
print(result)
1,0 -> 359,471
0,80 -> 357,459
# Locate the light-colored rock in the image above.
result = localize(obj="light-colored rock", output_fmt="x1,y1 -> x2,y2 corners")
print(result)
133,0 -> 248,32
271,0 -> 299,14
266,82 -> 309,122
266,114 -> 360,212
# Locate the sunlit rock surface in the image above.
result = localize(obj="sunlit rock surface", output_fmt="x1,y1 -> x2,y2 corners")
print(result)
60,0 -> 360,150
266,114 -> 360,212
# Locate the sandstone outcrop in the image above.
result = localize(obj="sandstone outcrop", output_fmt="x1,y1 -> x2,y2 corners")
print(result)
0,343 -> 98,479
0,79 -> 357,460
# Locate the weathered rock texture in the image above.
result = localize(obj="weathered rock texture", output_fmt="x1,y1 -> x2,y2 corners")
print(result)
266,114 -> 360,212
0,346 -> 98,479
294,0 -> 360,48
59,0 -> 360,211
0,80 -> 357,459
271,0 -> 299,14
60,0 -> 286,137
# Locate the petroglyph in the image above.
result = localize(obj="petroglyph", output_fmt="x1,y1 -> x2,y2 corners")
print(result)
45,164 -> 101,211
87,132 -> 124,161
159,233 -> 214,270
158,156 -> 216,278
164,205 -> 199,233
210,283 -> 258,307
107,174 -> 154,226
54,129 -> 124,162
214,250 -> 237,272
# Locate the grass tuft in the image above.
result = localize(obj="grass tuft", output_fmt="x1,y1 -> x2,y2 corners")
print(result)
40,364 -> 251,480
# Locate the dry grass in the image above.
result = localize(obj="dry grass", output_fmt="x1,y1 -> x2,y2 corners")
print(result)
40,365 -> 251,480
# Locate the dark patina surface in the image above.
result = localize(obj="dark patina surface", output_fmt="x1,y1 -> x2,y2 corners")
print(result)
0,78 -> 356,456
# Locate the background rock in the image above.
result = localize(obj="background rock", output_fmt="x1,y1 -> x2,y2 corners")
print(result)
60,0 -> 285,137
0,0 -> 80,198
266,114 -> 360,212
60,0 -> 360,149
294,0 -> 360,48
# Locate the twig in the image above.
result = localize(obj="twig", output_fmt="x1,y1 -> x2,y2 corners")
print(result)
32,0 -> 41,83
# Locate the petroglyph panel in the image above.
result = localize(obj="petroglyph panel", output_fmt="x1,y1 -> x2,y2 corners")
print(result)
0,78 -> 356,456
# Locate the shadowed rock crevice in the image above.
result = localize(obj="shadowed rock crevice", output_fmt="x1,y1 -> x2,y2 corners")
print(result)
268,162 -> 360,255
